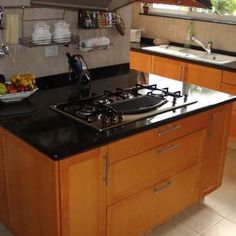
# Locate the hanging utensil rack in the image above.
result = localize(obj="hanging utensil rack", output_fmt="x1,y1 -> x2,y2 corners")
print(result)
19,7 -> 79,47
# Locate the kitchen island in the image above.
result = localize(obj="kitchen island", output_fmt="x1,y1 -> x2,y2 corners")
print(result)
0,69 -> 235,236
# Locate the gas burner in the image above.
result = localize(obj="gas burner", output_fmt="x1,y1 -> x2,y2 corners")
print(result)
51,83 -> 197,131
75,104 -> 96,116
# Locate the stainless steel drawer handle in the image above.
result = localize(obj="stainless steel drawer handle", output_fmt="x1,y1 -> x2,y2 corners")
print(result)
157,125 -> 181,136
153,181 -> 175,194
156,144 -> 180,156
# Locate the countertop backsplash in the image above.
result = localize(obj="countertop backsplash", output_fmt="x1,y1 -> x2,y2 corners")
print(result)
0,5 -> 132,79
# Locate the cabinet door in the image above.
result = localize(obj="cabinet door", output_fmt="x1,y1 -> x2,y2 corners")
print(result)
151,56 -> 183,81
59,147 -> 107,236
4,130 -> 60,236
187,63 -> 222,90
0,129 -> 9,225
107,165 -> 200,236
130,51 -> 152,73
221,71 -> 236,141
200,104 -> 232,197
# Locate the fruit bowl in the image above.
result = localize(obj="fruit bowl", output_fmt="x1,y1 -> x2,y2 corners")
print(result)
0,87 -> 38,103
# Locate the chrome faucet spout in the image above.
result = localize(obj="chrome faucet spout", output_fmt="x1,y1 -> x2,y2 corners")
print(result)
191,36 -> 212,55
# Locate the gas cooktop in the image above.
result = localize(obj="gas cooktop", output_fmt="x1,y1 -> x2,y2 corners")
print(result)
51,83 -> 197,131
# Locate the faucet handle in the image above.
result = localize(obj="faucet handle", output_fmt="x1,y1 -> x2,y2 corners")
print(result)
207,41 -> 213,47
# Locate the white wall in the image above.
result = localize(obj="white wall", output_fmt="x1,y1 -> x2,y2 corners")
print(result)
132,2 -> 236,52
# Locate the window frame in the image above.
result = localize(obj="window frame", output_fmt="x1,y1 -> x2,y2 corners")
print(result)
147,3 -> 236,24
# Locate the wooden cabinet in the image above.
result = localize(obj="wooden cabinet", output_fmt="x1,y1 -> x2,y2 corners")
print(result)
130,51 -> 152,73
151,55 -> 222,90
130,51 -> 222,90
59,148 -> 107,236
1,128 -> 107,236
0,128 -> 9,226
221,71 -> 236,141
3,130 -> 61,236
187,63 -> 222,90
200,104 -> 232,197
0,103 -> 232,236
151,56 -> 184,81
107,165 -> 201,236
108,129 -> 206,205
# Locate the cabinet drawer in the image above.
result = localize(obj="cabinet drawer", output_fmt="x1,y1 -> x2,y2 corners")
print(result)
222,71 -> 236,86
151,56 -> 182,81
108,112 -> 208,164
107,165 -> 200,236
130,51 -> 151,73
108,129 -> 206,204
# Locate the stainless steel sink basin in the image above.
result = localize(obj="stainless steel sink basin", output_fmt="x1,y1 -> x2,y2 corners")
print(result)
142,45 -> 236,65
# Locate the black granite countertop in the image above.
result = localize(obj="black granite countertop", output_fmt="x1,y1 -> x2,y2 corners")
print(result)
1,69 -> 236,160
131,42 -> 236,73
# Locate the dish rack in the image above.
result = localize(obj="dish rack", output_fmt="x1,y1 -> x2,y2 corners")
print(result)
19,7 -> 79,47
19,34 -> 79,47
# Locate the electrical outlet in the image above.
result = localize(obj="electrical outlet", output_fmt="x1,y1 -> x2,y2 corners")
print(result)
45,46 -> 59,57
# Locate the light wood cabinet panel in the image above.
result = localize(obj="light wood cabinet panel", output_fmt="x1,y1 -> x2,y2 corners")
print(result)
222,71 -> 236,85
221,71 -> 236,140
186,63 -> 222,90
108,129 -> 206,205
59,147 -> 107,236
4,130 -> 60,236
107,165 -> 200,236
109,112 -> 208,164
0,129 -> 9,226
130,51 -> 152,73
151,56 -> 183,81
200,104 -> 232,196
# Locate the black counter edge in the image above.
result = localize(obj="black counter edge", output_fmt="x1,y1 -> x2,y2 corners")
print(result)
4,98 -> 234,161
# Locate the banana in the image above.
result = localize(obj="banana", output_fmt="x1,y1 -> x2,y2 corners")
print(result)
10,73 -> 36,87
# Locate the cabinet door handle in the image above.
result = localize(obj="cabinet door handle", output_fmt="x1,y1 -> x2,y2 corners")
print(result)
179,65 -> 183,81
157,124 -> 181,136
210,114 -> 216,140
103,152 -> 109,186
156,144 -> 179,156
153,181 -> 175,194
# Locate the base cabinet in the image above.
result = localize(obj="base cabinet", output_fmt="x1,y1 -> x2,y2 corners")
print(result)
221,71 -> 236,141
59,148 -> 107,236
200,105 -> 231,196
107,165 -> 200,236
0,129 -> 9,226
3,130 -> 60,236
0,104 -> 232,236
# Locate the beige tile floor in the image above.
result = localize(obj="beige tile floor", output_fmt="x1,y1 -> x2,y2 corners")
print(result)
0,144 -> 236,236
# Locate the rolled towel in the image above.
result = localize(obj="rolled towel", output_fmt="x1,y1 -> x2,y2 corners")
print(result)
153,38 -> 170,46
79,37 -> 110,52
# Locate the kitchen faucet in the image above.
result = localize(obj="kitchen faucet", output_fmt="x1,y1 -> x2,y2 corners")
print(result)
191,36 -> 213,55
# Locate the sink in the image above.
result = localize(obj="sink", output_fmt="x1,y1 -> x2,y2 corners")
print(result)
142,45 -> 236,65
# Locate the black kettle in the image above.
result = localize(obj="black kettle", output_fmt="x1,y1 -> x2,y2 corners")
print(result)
66,53 -> 91,98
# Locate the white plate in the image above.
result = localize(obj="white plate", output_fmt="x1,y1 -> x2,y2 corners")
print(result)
0,88 -> 38,103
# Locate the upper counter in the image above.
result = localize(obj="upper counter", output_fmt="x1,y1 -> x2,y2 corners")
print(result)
1,69 -> 236,160
131,42 -> 236,73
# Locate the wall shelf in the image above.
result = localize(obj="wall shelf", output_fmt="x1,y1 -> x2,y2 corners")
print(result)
19,34 -> 79,47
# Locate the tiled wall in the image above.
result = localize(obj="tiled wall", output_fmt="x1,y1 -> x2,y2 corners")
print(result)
132,2 -> 236,52
0,5 -> 132,78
